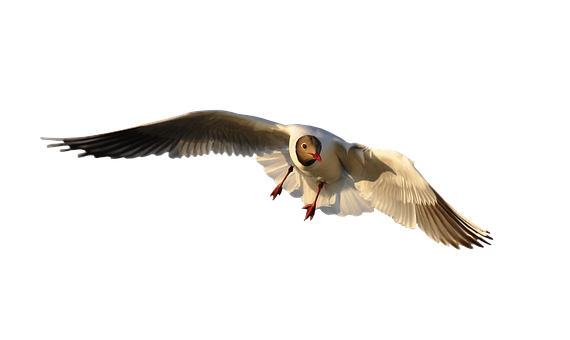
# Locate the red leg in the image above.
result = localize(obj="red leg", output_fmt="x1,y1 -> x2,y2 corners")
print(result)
270,166 -> 294,200
302,181 -> 324,221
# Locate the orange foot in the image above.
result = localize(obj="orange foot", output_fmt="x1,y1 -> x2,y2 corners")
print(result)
301,182 -> 325,221
270,185 -> 283,200
302,202 -> 317,221
270,166 -> 293,200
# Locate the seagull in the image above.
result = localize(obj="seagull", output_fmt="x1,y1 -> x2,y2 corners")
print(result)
42,110 -> 492,249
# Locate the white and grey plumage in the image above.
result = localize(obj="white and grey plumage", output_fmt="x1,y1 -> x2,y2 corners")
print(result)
42,110 -> 492,249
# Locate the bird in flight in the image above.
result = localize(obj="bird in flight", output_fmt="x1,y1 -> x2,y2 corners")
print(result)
42,110 -> 491,249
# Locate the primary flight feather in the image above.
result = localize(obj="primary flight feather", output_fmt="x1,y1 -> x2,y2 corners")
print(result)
42,110 -> 492,249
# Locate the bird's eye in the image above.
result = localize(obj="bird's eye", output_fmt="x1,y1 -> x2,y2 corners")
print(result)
302,143 -> 307,149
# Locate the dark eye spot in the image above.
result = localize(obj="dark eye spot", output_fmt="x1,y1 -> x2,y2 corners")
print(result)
302,143 -> 307,149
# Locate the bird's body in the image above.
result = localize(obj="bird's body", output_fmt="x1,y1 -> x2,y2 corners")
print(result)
43,110 -> 492,249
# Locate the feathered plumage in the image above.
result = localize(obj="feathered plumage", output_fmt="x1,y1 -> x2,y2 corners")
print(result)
43,110 -> 491,249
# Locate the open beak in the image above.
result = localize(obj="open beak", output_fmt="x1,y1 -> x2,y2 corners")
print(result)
310,152 -> 322,163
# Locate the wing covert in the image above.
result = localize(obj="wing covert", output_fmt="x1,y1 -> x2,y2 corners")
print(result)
42,110 -> 290,159
336,143 -> 492,249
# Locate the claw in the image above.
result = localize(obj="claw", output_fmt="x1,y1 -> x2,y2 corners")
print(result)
302,203 -> 317,221
301,181 -> 324,221
269,166 -> 293,200
270,185 -> 283,200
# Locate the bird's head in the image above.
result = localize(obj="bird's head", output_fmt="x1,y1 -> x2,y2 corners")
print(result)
295,135 -> 322,166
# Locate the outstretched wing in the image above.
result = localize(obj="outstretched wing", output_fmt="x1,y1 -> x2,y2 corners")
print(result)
42,110 -> 290,158
336,143 -> 492,249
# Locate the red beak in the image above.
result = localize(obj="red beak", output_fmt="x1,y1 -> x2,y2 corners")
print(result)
310,152 -> 322,163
